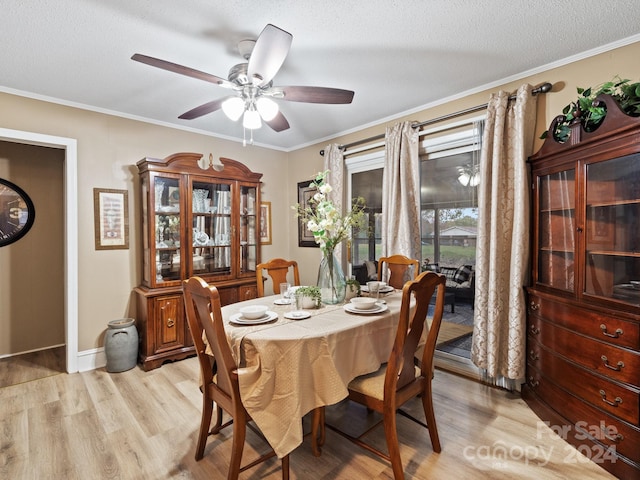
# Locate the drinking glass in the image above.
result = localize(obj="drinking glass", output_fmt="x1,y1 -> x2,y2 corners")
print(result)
367,281 -> 381,301
280,282 -> 291,302
293,290 -> 304,311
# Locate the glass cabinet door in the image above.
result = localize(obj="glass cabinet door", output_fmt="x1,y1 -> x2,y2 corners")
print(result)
239,185 -> 258,276
190,179 -> 233,277
537,168 -> 576,291
584,153 -> 640,306
152,174 -> 183,285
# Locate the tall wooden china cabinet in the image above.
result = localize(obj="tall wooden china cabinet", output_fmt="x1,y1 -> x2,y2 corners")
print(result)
523,95 -> 640,478
134,153 -> 262,370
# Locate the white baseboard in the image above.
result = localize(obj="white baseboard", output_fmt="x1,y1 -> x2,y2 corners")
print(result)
76,347 -> 106,372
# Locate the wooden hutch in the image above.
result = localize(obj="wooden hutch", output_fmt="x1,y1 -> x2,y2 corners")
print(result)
134,153 -> 262,370
524,94 -> 640,478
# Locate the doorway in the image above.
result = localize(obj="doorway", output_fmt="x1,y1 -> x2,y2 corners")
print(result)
0,128 -> 78,373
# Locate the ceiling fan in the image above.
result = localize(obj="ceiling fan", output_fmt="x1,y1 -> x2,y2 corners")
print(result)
132,24 -> 354,134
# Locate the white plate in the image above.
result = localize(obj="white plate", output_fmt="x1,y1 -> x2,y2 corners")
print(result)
343,303 -> 389,315
229,311 -> 278,325
274,298 -> 292,305
360,285 -> 394,294
284,310 -> 311,320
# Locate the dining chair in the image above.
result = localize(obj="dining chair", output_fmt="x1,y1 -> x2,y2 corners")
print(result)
377,254 -> 420,289
182,276 -> 290,480
256,258 -> 300,297
325,270 -> 446,480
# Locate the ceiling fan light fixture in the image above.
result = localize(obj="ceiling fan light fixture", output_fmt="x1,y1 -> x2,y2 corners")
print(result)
457,164 -> 480,187
457,171 -> 471,186
221,97 -> 245,121
469,173 -> 480,187
243,108 -> 262,129
256,97 -> 279,121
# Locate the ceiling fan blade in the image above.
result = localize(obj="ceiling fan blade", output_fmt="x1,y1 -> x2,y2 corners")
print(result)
132,53 -> 235,89
275,86 -> 355,104
247,24 -> 292,87
265,111 -> 290,132
179,97 -> 230,120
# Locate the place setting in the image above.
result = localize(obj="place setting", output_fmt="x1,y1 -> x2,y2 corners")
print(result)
229,305 -> 278,325
343,296 -> 389,315
360,281 -> 394,295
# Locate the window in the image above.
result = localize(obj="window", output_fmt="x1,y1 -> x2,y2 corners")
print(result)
345,117 -> 483,274
420,118 -> 483,269
346,152 -> 384,274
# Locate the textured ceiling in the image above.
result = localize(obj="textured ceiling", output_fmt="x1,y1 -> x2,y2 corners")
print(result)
1,1 -> 640,151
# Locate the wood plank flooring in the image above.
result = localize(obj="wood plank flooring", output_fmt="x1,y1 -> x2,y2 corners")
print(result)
0,356 -> 616,479
0,346 -> 65,387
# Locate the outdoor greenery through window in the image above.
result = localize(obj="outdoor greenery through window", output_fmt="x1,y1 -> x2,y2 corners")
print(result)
350,168 -> 383,265
420,120 -> 482,270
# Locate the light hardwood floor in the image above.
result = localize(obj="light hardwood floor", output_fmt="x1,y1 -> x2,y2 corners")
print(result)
0,357 -> 616,479
0,346 -> 65,388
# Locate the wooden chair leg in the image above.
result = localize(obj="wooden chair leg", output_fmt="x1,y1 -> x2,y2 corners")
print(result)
195,397 -> 213,460
281,454 -> 290,480
228,418 -> 247,480
311,407 -> 326,456
421,382 -> 441,453
382,410 -> 404,480
210,402 -> 223,434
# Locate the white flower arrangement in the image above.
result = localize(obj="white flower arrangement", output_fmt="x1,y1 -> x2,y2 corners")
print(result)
293,171 -> 367,253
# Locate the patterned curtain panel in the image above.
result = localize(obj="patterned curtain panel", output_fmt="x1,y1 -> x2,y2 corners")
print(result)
323,143 -> 345,263
382,122 -> 421,267
471,84 -> 537,382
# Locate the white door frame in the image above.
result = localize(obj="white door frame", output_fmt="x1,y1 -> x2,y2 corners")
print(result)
0,128 -> 78,373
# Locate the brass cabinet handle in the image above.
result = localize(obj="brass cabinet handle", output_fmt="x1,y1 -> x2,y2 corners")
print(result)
167,318 -> 175,328
529,324 -> 540,335
529,301 -> 540,311
528,376 -> 539,388
600,324 -> 623,338
529,350 -> 539,361
599,389 -> 622,407
600,428 -> 624,444
601,355 -> 625,372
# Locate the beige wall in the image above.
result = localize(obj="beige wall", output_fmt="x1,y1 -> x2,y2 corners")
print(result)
0,93 -> 290,353
1,40 -> 638,357
0,142 -> 64,354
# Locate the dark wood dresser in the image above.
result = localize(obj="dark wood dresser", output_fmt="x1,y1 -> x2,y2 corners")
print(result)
523,94 -> 640,479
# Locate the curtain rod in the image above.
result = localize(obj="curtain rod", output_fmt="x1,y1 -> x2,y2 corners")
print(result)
319,82 -> 552,156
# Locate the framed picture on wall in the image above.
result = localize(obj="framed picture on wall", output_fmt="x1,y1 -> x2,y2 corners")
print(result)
297,180 -> 319,247
93,188 -> 129,250
260,201 -> 272,245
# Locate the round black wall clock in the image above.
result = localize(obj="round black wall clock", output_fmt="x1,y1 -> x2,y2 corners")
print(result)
0,178 -> 36,247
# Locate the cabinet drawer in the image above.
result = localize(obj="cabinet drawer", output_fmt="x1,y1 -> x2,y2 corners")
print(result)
527,366 -> 640,463
529,339 -> 639,425
528,293 -> 640,350
529,316 -> 640,387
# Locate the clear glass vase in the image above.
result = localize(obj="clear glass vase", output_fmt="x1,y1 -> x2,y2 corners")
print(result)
317,249 -> 346,304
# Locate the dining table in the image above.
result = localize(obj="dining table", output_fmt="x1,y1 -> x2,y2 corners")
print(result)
220,288 -> 407,459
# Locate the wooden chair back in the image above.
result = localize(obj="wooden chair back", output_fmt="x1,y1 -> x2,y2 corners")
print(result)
377,254 -> 420,289
256,258 -> 300,297
183,276 -> 289,479
393,270 -> 446,392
